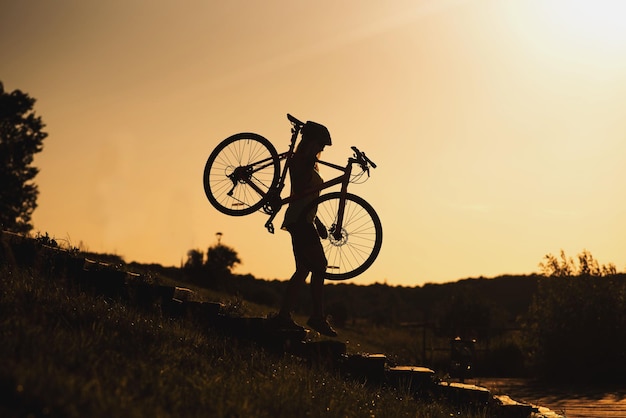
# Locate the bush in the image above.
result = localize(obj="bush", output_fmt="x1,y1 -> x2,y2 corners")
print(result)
522,250 -> 626,382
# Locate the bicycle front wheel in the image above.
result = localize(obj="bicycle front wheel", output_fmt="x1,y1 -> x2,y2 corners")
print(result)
203,133 -> 280,216
305,192 -> 383,280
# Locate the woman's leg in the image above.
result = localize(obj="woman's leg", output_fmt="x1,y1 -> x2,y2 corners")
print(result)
310,270 -> 325,319
307,269 -> 337,337
279,266 -> 308,317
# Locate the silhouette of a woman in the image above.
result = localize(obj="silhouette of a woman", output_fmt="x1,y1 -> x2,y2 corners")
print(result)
271,120 -> 336,337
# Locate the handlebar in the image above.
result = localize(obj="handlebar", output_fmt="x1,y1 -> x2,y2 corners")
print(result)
351,146 -> 377,169
287,113 -> 304,128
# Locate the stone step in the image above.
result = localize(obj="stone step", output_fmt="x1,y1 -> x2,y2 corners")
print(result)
435,381 -> 491,406
386,366 -> 435,393
492,395 -> 536,418
341,353 -> 387,384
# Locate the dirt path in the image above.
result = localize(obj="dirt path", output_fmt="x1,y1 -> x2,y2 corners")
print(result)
476,378 -> 626,418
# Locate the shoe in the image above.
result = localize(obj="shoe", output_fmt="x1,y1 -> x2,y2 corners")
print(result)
267,313 -> 305,332
307,316 -> 337,337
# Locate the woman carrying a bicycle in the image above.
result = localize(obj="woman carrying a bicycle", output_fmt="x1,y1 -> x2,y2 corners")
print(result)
271,120 -> 337,337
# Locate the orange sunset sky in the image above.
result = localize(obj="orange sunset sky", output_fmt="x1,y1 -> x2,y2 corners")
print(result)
2,0 -> 625,286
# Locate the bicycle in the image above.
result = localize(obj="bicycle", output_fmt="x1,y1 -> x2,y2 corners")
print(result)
203,114 -> 382,281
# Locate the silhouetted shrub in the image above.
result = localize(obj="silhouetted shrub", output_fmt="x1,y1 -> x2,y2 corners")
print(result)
522,250 -> 626,382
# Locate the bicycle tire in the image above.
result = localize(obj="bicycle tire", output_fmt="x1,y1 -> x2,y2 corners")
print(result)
302,192 -> 383,280
203,133 -> 280,216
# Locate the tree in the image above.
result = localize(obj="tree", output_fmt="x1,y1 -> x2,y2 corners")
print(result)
538,249 -> 617,278
184,248 -> 205,270
0,82 -> 47,233
181,244 -> 241,289
206,243 -> 241,274
204,243 -> 241,291
523,249 -> 626,382
183,248 -> 205,280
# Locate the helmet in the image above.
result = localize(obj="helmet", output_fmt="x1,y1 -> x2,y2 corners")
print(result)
302,121 -> 332,146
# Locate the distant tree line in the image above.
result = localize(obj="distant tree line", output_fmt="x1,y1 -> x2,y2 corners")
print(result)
178,243 -> 626,383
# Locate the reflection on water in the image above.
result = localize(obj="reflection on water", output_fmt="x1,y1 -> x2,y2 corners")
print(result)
477,378 -> 626,418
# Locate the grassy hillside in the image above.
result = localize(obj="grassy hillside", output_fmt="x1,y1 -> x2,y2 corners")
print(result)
0,259 -> 490,417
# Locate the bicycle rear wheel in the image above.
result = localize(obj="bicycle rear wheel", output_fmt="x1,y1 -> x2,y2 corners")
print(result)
304,192 -> 383,280
204,133 -> 280,216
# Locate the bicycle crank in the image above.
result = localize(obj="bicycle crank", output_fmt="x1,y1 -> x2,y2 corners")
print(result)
261,191 -> 282,215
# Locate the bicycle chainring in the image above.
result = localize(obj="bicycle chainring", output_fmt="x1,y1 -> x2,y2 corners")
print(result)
262,192 -> 282,215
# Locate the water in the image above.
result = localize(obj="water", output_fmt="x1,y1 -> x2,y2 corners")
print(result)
477,378 -> 626,417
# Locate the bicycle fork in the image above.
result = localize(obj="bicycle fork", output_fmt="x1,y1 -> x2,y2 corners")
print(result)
331,177 -> 350,241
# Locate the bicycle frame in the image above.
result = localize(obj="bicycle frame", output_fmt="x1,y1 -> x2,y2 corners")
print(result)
204,114 -> 381,280
263,155 -> 356,235
228,115 -> 373,237
261,128 -> 362,237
